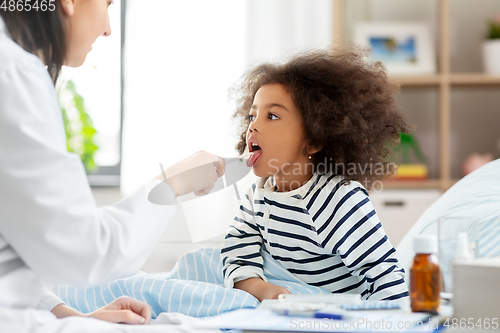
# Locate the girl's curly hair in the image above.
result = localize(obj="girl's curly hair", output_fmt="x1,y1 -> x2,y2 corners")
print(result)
232,46 -> 412,189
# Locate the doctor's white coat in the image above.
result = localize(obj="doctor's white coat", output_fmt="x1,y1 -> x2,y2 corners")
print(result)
0,16 -> 184,331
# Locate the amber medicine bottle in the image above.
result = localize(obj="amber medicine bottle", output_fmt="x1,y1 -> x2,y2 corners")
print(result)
410,234 -> 440,314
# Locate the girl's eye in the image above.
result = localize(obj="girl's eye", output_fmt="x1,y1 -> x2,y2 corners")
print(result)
245,114 -> 255,122
268,113 -> 279,120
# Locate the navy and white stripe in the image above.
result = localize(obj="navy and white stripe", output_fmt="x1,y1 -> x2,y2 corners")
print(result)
221,172 -> 409,301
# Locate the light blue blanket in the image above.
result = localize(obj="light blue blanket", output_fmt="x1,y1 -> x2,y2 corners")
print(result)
49,248 -> 330,319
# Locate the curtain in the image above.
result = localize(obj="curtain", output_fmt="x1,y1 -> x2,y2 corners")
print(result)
245,0 -> 333,65
121,0 -> 247,194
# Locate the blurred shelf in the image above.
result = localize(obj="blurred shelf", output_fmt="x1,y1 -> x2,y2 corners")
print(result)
390,73 -> 500,87
390,75 -> 441,86
383,179 -> 442,189
447,178 -> 460,188
382,178 -> 460,191
335,0 -> 497,191
449,73 -> 500,85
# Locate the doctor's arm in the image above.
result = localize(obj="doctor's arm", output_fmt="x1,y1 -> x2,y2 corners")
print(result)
0,57 -> 223,286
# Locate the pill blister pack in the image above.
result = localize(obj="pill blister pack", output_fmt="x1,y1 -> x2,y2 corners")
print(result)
259,294 -> 403,312
339,301 -> 402,310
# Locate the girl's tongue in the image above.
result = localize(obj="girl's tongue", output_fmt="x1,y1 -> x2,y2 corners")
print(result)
246,150 -> 263,167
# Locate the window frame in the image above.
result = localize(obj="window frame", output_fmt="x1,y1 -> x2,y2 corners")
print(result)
88,0 -> 126,188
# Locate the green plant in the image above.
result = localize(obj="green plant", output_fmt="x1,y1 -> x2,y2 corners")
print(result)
486,19 -> 500,39
58,80 -> 99,172
394,133 -> 427,165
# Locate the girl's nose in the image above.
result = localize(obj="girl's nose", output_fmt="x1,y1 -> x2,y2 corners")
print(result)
248,120 -> 259,133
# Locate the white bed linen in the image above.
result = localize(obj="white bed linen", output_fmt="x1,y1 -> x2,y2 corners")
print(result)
0,308 -> 219,333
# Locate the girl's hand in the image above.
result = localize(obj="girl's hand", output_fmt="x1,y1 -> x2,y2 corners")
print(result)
260,284 -> 291,300
234,277 -> 291,302
157,151 -> 225,197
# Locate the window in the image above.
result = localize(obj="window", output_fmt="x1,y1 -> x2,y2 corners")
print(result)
57,0 -> 123,186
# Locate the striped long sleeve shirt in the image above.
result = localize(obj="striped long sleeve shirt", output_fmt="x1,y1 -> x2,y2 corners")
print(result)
221,172 -> 409,301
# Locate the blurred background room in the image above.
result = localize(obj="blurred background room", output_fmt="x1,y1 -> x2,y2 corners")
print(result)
58,0 -> 500,273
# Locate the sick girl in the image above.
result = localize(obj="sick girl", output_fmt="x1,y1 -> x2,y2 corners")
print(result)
221,47 -> 411,302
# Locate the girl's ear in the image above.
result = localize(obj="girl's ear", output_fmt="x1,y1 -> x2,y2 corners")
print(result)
308,145 -> 323,155
59,0 -> 76,16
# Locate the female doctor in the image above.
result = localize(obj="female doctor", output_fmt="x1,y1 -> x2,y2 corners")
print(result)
0,0 -> 224,330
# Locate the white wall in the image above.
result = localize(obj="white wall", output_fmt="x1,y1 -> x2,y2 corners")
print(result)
90,186 -> 229,273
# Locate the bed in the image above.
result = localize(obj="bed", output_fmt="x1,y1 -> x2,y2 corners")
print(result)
49,159 -> 500,322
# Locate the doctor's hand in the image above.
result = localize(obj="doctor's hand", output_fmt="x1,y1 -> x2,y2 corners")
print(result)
51,296 -> 152,325
157,150 -> 225,197
87,296 -> 152,325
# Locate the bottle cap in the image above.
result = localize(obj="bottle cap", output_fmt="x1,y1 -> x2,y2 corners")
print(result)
413,234 -> 438,254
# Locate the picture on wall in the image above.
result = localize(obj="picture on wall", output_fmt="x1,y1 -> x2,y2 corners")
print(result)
354,22 -> 436,75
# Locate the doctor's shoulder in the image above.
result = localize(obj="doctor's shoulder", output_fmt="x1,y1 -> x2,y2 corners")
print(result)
0,29 -> 51,85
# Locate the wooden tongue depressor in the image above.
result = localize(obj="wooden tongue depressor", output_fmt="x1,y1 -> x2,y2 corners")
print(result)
239,151 -> 251,159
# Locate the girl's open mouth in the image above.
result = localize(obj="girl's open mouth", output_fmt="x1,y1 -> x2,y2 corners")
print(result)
247,143 -> 263,167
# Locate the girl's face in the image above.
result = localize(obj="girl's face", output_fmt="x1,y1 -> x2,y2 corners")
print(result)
246,83 -> 312,186
61,0 -> 112,67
